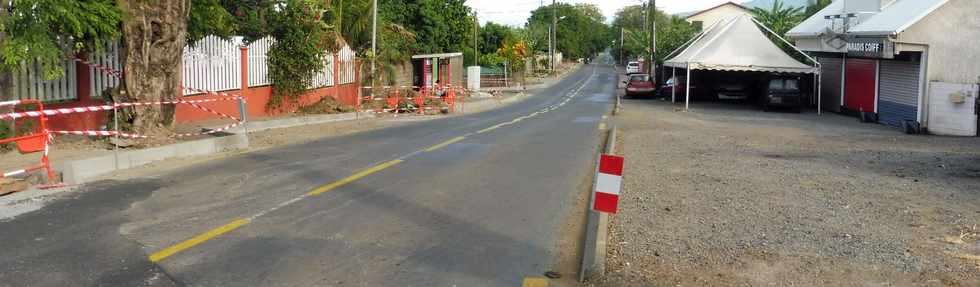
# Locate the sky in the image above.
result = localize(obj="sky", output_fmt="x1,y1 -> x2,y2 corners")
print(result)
468,0 -> 739,26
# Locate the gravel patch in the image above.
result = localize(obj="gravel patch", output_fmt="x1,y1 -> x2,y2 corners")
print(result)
593,100 -> 980,287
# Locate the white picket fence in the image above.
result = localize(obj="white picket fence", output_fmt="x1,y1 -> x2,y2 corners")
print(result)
182,35 -> 243,95
10,35 -> 358,101
248,37 -> 353,90
10,58 -> 78,102
247,37 -> 275,87
89,42 -> 122,98
338,45 -> 356,84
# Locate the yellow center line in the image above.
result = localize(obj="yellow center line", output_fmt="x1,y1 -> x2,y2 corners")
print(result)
150,159 -> 404,263
522,277 -> 549,287
146,68 -> 598,264
149,218 -> 251,262
423,136 -> 466,152
307,159 -> 404,196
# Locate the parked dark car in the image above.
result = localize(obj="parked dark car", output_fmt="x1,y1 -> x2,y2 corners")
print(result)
715,79 -> 749,100
624,74 -> 656,98
761,76 -> 803,112
657,76 -> 696,99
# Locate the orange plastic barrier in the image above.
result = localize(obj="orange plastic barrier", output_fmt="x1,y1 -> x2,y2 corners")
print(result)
1,99 -> 55,183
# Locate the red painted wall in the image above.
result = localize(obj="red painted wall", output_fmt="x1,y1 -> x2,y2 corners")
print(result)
174,83 -> 360,123
45,100 -> 107,131
31,51 -> 361,131
844,59 -> 877,113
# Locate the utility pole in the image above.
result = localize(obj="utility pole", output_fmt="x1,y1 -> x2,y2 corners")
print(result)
650,0 -> 656,78
551,0 -> 557,72
474,12 -> 479,66
641,2 -> 647,71
371,0 -> 378,81
620,27 -> 624,66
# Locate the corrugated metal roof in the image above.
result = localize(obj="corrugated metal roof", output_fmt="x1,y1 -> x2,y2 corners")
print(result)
412,52 -> 464,59
786,0 -> 845,38
849,0 -> 948,35
788,0 -> 949,38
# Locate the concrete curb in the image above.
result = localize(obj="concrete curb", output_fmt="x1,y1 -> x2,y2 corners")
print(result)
579,125 -> 616,282
54,112 -> 375,185
56,133 -> 249,185
228,112 -> 373,133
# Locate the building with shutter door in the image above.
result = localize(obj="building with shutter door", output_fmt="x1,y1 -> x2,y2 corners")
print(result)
843,58 -> 877,114
817,56 -> 843,113
878,55 -> 922,127
787,0 -> 980,136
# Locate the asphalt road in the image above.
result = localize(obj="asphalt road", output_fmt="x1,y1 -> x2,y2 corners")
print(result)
0,60 -> 617,287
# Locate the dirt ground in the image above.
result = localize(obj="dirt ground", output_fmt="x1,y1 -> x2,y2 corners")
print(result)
593,99 -> 980,287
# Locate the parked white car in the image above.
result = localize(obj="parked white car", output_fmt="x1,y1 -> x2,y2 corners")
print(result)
626,61 -> 641,74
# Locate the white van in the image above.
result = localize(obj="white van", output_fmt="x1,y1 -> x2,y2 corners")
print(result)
626,61 -> 641,74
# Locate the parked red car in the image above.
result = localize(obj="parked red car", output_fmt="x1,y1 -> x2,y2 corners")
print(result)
657,76 -> 696,99
624,74 -> 655,98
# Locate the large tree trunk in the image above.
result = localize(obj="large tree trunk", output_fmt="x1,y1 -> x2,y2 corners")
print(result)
116,0 -> 190,135
0,0 -> 12,102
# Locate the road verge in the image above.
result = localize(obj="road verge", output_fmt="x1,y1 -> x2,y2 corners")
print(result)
579,124 -> 616,282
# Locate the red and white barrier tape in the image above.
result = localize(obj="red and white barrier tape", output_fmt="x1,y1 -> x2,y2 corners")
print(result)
172,121 -> 243,138
1,100 -> 24,107
181,86 -> 245,99
51,130 -> 147,139
75,58 -> 124,78
2,169 -> 26,178
0,97 -> 242,120
52,119 -> 243,139
360,85 -> 472,92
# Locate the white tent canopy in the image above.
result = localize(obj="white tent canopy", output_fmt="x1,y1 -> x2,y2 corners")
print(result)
665,15 -> 818,74
664,15 -> 820,111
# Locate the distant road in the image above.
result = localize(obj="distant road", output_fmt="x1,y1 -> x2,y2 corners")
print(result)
0,59 -> 618,286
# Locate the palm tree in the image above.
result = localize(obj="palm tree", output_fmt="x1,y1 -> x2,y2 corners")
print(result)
805,0 -> 833,17
750,0 -> 805,39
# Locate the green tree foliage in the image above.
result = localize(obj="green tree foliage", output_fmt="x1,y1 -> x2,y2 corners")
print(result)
187,0 -> 237,43
264,0 -> 333,106
374,23 -> 417,85
380,0 -> 475,64
188,0 -> 334,108
526,3 -> 611,60
610,5 -> 698,65
480,22 -> 517,55
751,0 -> 805,39
329,0 -> 374,51
751,0 -> 814,62
0,0 -> 122,79
804,0 -> 832,17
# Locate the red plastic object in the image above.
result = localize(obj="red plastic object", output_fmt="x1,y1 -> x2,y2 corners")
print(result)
15,134 -> 47,153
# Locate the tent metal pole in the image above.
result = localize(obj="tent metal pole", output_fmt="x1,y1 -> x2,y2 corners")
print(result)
749,17 -> 819,66
817,71 -> 822,115
663,20 -> 724,62
686,63 -> 691,111
671,66 -> 676,103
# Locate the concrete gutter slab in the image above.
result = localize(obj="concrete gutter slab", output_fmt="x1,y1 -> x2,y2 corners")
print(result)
56,134 -> 249,185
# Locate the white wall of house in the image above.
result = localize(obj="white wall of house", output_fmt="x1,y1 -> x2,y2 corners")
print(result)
896,0 -> 980,85
893,0 -> 980,131
686,3 -> 751,29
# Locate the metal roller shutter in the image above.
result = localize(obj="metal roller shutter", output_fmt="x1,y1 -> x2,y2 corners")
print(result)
819,57 -> 843,112
878,59 -> 921,127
